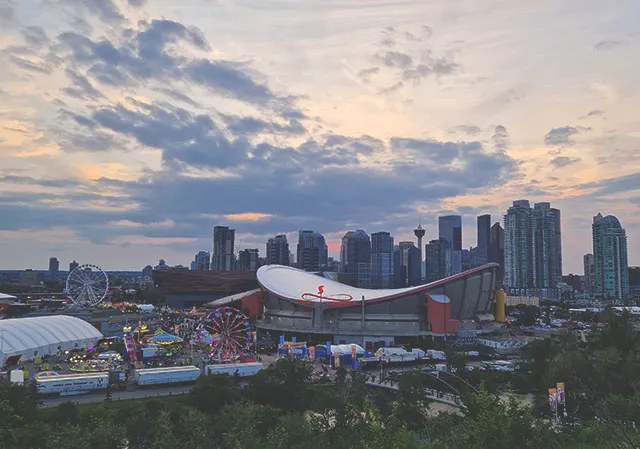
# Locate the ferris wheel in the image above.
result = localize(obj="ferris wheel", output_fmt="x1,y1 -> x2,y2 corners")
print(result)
65,264 -> 109,307
198,307 -> 252,362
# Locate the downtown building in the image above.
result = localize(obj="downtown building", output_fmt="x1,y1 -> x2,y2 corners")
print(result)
238,249 -> 260,271
191,251 -> 211,270
394,242 -> 421,288
583,253 -> 595,294
503,200 -> 562,294
371,232 -> 394,289
476,215 -> 491,267
592,213 -> 629,301
266,235 -> 290,266
296,230 -> 328,271
439,215 -> 462,275
339,230 -> 371,288
425,238 -> 451,283
48,257 -> 59,280
212,226 -> 235,271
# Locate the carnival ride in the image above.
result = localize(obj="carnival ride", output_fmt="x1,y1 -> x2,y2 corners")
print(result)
198,307 -> 253,362
65,264 -> 109,307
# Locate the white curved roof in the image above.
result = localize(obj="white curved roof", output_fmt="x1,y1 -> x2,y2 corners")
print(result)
257,265 -> 426,302
0,315 -> 103,364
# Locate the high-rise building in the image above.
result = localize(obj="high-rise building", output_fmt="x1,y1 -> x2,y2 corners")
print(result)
191,251 -> 210,270
439,215 -> 462,275
425,238 -> 451,283
476,215 -> 491,266
371,232 -> 394,288
238,248 -> 260,271
395,241 -> 421,287
592,213 -> 629,301
296,230 -> 328,271
414,224 -> 426,282
490,223 -> 505,285
504,200 -> 533,290
212,226 -> 235,271
266,235 -> 290,266
339,230 -> 371,287
69,260 -> 79,272
583,253 -> 595,294
532,202 -> 562,288
48,257 -> 59,280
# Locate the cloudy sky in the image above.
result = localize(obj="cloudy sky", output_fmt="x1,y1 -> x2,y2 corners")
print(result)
1,0 -> 638,273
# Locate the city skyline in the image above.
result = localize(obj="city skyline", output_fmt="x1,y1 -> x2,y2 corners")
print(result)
1,1 -> 639,272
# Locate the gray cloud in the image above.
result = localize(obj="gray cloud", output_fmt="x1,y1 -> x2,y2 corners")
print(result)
9,55 -> 54,74
379,51 -> 413,68
492,125 -> 509,152
378,81 -> 404,95
63,0 -> 124,24
544,126 -> 589,146
550,156 -> 581,169
61,68 -> 104,100
0,0 -> 16,25
448,124 -> 481,136
357,67 -> 379,83
23,26 -> 50,47
0,175 -> 81,188
128,0 -> 146,6
594,39 -> 625,51
57,20 -> 291,109
580,109 -> 603,119
578,172 -> 640,197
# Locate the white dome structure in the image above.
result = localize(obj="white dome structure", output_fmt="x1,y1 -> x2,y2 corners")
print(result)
0,315 -> 103,365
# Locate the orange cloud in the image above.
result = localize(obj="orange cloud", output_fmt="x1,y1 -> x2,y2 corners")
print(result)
225,212 -> 271,221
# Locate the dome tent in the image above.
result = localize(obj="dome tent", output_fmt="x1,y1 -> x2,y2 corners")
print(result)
0,315 -> 103,365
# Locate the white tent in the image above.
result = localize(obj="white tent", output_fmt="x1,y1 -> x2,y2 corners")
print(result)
0,315 -> 103,365
330,344 -> 366,355
0,292 -> 17,300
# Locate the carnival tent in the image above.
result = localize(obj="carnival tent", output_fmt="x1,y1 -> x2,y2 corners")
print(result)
0,315 -> 103,365
148,331 -> 183,345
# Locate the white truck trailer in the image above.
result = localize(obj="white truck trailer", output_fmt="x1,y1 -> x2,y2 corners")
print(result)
135,366 -> 201,386
206,362 -> 264,377
36,373 -> 109,396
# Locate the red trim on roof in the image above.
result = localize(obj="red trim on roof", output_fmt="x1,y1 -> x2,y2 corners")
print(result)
265,263 -> 499,308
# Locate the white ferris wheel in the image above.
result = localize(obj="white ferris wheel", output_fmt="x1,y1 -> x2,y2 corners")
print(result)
65,264 -> 109,307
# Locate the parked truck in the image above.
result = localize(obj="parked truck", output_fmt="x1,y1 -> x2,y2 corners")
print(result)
36,373 -> 109,396
206,362 -> 264,377
135,366 -> 201,386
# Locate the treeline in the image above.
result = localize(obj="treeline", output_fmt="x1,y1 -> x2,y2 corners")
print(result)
1,313 -> 639,448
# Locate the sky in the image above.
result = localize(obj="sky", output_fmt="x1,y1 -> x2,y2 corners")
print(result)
0,0 -> 639,273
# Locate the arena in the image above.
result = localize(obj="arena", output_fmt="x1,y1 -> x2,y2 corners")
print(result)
254,263 -> 499,344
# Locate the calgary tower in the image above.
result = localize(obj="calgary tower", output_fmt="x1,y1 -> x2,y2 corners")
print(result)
414,222 -> 426,282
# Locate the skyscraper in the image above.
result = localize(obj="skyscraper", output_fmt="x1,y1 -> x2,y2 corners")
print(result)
296,230 -> 328,271
583,253 -> 595,294
48,257 -> 59,280
396,242 -> 421,287
592,213 -> 629,301
439,215 -> 462,275
532,202 -> 562,288
339,230 -> 371,288
191,251 -> 210,270
371,232 -> 394,288
266,235 -> 290,266
476,214 -> 491,266
238,248 -> 260,271
212,226 -> 235,271
504,200 -> 533,290
425,238 -> 450,283
414,224 -> 426,282
69,260 -> 79,272
490,223 -> 505,285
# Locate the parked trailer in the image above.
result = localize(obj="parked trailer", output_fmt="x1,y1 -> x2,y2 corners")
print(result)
206,362 -> 264,377
376,348 -> 417,363
135,366 -> 201,386
37,373 -> 109,396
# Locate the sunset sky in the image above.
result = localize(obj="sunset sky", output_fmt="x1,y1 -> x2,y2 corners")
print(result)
1,0 -> 638,273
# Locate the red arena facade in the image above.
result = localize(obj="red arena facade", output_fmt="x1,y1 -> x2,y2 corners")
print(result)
253,263 -> 499,344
